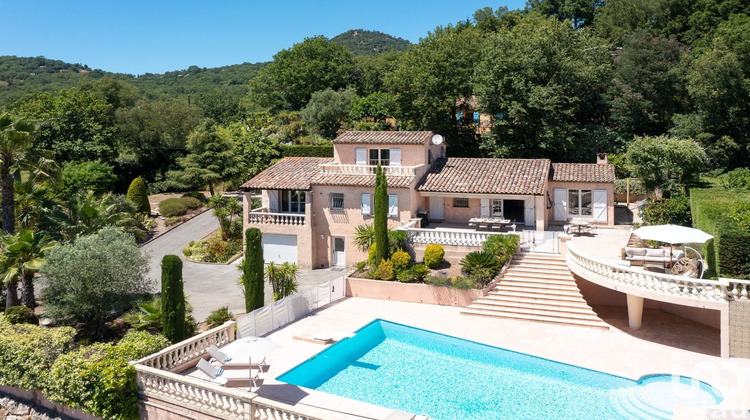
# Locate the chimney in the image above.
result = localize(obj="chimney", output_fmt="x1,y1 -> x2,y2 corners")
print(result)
596,153 -> 608,165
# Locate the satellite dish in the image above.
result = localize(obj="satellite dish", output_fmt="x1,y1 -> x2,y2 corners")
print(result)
431,134 -> 444,145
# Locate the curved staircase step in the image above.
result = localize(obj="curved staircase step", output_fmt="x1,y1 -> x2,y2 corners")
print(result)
460,308 -> 609,329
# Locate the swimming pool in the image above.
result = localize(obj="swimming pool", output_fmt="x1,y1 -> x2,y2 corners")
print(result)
278,319 -> 723,419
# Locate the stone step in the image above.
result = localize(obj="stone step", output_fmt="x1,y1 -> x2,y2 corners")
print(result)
479,294 -> 593,309
512,258 -> 568,267
469,300 -> 596,315
461,308 -> 609,329
498,276 -> 578,287
502,271 -> 574,281
489,288 -> 584,299
484,291 -> 587,303
496,280 -> 581,292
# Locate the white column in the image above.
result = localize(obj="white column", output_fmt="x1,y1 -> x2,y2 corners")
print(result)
626,294 -> 644,330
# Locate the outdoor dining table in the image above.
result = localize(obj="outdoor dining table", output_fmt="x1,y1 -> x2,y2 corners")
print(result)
568,218 -> 594,235
469,217 -> 511,231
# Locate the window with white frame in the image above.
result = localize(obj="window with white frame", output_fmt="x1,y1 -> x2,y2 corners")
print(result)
388,194 -> 398,217
361,193 -> 371,215
568,189 -> 592,216
280,190 -> 306,213
453,197 -> 469,208
331,193 -> 344,211
369,149 -> 390,166
491,199 -> 503,218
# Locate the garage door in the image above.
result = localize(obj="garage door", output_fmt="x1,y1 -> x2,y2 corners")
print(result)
262,234 -> 298,264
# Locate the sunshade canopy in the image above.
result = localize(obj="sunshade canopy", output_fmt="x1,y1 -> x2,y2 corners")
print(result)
632,224 -> 713,245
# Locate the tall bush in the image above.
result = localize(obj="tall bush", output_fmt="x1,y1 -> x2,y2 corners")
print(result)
126,176 -> 151,214
241,228 -> 264,312
641,196 -> 692,226
161,255 -> 186,343
266,262 -> 299,301
424,244 -> 445,269
374,164 -> 388,264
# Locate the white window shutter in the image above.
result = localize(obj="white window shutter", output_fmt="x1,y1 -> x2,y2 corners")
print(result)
390,148 -> 401,166
355,148 -> 366,165
361,193 -> 371,215
388,194 -> 398,217
480,198 -> 489,218
553,189 -> 567,221
593,189 -> 607,222
268,190 -> 279,212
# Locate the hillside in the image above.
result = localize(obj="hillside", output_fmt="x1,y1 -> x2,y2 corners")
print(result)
0,56 -> 267,106
331,29 -> 411,55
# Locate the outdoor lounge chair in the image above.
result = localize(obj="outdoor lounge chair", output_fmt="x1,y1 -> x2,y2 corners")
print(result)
196,358 -> 259,388
207,344 -> 267,370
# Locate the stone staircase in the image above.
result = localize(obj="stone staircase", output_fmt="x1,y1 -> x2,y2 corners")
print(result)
462,252 -> 609,329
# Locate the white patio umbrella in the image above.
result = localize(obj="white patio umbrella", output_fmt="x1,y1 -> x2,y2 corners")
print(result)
632,225 -> 713,245
632,224 -> 713,269
230,337 -> 280,359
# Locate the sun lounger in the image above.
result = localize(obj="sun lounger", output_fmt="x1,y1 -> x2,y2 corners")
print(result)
206,344 -> 263,369
196,358 -> 258,388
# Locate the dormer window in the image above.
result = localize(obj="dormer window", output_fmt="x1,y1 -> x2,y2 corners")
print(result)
370,149 -> 390,166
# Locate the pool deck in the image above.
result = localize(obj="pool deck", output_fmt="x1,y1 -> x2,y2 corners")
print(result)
187,297 -> 750,419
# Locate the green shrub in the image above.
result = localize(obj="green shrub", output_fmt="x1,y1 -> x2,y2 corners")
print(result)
425,275 -> 449,287
366,265 -> 379,280
368,242 -> 378,265
391,250 -> 410,272
5,305 -> 38,325
482,234 -> 518,266
388,230 -> 408,254
242,228 -> 264,312
451,276 -> 477,290
718,168 -> 750,190
641,196 -> 692,226
397,270 -> 412,282
158,198 -> 188,217
410,264 -> 429,281
460,251 -> 501,275
730,201 -> 750,232
47,331 -> 169,420
126,177 -> 151,214
377,259 -> 395,281
63,161 -> 117,196
161,255 -> 186,343
353,260 -> 368,273
280,144 -> 334,157
165,216 -> 180,226
614,178 -> 648,195
0,315 -> 75,391
468,267 -> 499,287
181,191 -> 207,202
205,306 -> 234,328
179,196 -> 202,210
423,244 -> 444,269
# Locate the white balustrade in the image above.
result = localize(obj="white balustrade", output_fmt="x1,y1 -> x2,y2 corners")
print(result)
319,163 -> 422,177
567,244 -> 730,303
720,278 -> 750,301
249,208 -> 306,226
134,321 -> 235,371
407,228 -> 508,247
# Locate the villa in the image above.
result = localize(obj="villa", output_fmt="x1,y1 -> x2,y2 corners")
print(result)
240,130 -> 615,269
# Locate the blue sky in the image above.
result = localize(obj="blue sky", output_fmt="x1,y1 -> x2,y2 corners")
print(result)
2,1 -> 525,75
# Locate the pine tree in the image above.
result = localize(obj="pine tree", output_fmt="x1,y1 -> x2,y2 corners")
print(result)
242,228 -> 264,312
161,255 -> 186,343
126,176 -> 151,214
374,164 -> 388,264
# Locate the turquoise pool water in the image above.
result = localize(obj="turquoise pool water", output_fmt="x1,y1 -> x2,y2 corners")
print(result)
277,320 -> 723,420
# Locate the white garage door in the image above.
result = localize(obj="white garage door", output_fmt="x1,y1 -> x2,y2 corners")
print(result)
262,234 -> 298,264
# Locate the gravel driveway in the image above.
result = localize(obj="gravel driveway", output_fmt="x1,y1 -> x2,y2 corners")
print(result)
141,211 -> 340,322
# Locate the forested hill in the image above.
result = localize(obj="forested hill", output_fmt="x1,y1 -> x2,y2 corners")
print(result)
331,29 -> 411,55
0,55 -> 267,106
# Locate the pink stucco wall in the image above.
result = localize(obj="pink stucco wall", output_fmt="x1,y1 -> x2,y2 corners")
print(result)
346,278 -> 482,307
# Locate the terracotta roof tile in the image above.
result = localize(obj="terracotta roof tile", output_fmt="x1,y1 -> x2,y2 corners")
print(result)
241,157 -> 332,190
551,163 -> 615,183
333,131 -> 435,145
417,158 -> 550,195
312,174 -> 414,188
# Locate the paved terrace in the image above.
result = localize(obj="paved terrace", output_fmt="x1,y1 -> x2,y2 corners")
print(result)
185,297 -> 750,418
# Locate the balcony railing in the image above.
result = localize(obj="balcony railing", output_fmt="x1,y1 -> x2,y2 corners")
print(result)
567,244 -> 730,304
319,163 -> 423,177
407,227 -> 510,248
248,207 -> 306,226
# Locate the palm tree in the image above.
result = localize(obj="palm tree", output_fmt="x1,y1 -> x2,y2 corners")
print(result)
56,192 -> 147,241
0,114 -> 37,235
0,229 -> 57,310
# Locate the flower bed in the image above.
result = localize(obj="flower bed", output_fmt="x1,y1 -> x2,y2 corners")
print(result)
182,231 -> 242,264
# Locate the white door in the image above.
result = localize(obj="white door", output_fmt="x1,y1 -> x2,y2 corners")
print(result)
262,234 -> 297,264
429,197 -> 444,220
480,198 -> 489,218
593,189 -> 607,222
332,237 -> 345,267
524,198 -> 535,227
553,189 -> 567,221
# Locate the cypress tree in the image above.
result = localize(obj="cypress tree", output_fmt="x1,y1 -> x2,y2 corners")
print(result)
126,176 -> 151,214
161,255 -> 186,343
374,163 -> 388,264
242,228 -> 264,312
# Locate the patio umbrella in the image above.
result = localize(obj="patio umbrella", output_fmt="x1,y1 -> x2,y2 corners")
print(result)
632,224 -> 713,269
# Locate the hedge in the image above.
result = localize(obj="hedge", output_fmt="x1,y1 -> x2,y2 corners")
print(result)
158,198 -> 188,217
690,188 -> 750,279
280,144 -> 334,157
0,315 -> 169,420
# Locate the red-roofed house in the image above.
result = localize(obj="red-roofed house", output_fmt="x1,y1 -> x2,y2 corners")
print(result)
241,131 -> 614,269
